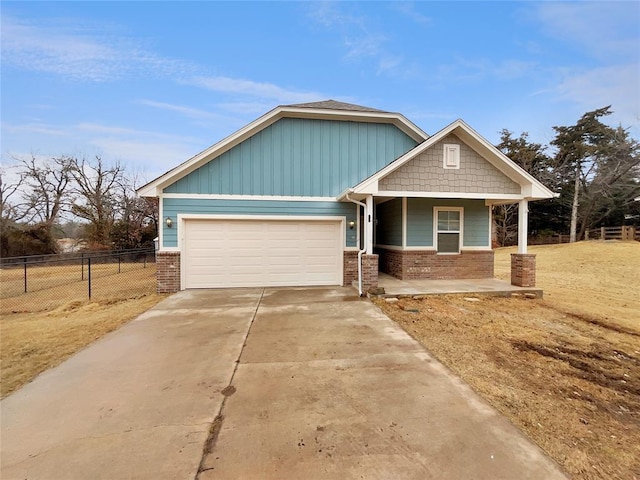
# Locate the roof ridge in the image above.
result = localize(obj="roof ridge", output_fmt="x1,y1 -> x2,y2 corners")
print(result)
284,99 -> 389,113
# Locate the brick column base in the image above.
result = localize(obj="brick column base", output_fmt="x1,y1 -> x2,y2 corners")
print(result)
511,253 -> 536,287
361,254 -> 379,294
157,251 -> 181,293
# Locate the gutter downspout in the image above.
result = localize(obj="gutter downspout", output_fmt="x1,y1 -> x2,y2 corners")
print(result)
345,190 -> 367,296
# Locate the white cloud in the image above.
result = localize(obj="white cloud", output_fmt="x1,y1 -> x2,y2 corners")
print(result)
554,64 -> 640,131
216,102 -> 275,115
533,2 -> 639,60
1,15 -> 195,81
136,100 -> 222,120
186,76 -> 323,104
87,138 -> 196,175
392,2 -> 432,26
431,58 -> 538,85
309,2 -> 390,66
2,123 -> 69,136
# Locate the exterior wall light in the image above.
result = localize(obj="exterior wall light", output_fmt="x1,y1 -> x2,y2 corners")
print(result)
166,217 -> 173,228
348,221 -> 355,230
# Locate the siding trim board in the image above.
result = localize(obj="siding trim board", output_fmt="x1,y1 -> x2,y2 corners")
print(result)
161,197 -> 358,249
161,193 -> 338,202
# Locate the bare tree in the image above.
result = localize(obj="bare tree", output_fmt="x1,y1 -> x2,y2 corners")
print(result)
69,156 -> 124,248
110,173 -> 158,249
16,155 -> 73,236
0,165 -> 25,230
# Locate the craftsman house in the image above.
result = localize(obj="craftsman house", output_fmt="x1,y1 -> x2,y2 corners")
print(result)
137,100 -> 554,294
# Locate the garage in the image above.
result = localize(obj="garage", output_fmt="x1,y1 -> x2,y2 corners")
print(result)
182,218 -> 343,288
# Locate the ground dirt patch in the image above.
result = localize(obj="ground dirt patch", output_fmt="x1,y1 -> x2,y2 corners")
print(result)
375,241 -> 640,480
1,293 -> 166,398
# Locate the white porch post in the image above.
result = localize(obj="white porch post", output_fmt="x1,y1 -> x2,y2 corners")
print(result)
365,194 -> 374,254
518,199 -> 528,254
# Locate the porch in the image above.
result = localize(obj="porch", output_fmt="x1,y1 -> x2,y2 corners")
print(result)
375,273 -> 543,298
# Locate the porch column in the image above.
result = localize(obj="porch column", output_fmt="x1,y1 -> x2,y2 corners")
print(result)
517,199 -> 528,254
365,194 -> 374,254
511,199 -> 536,287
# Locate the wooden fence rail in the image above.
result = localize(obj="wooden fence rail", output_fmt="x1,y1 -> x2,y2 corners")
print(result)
585,226 -> 638,241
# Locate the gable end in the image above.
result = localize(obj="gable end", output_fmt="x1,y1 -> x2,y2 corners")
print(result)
163,117 -> 419,197
378,134 -> 521,195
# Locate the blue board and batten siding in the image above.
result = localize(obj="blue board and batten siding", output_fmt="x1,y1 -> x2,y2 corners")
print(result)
407,199 -> 490,248
163,118 -> 418,197
163,199 -> 358,248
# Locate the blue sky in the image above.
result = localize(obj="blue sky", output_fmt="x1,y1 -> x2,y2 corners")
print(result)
2,1 -> 639,183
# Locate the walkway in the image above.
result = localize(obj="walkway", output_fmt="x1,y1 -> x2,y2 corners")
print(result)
377,273 -> 543,297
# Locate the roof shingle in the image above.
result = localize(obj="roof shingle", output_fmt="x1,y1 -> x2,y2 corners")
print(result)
285,99 -> 388,113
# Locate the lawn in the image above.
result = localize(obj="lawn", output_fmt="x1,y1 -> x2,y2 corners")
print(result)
1,265 -> 166,398
375,240 -> 640,480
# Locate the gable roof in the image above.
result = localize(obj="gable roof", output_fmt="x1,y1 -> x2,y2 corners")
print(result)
137,102 -> 428,197
344,119 -> 556,201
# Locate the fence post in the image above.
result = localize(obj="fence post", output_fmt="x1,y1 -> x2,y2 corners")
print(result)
81,253 -> 84,281
23,257 -> 27,293
143,252 -> 147,268
585,229 -> 589,240
88,257 -> 92,299
601,226 -> 605,240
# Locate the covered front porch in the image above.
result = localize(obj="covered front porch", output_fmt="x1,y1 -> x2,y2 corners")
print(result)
345,192 -> 537,296
339,119 -> 554,296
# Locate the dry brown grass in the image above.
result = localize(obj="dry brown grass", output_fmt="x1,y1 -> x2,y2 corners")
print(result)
1,264 -> 166,398
495,241 -> 640,331
1,295 -> 166,398
0,262 -> 156,309
375,241 -> 640,480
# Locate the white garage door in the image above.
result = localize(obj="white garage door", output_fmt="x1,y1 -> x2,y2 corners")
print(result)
183,219 -> 343,288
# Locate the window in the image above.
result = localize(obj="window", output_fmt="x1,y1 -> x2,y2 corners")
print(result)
443,144 -> 460,169
435,208 -> 462,254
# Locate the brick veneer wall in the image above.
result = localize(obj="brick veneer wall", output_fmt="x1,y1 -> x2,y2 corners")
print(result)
343,251 -> 358,287
511,253 -> 536,287
157,251 -> 181,293
377,247 -> 494,280
361,254 -> 379,292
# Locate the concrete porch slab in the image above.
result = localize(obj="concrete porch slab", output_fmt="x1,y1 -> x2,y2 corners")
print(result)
375,273 -> 543,298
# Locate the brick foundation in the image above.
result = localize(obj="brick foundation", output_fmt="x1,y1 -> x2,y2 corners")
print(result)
361,254 -> 379,292
157,251 -> 181,293
377,248 -> 494,280
511,253 -> 536,287
343,251 -> 358,287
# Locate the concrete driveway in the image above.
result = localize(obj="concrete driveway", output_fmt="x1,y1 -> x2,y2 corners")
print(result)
1,287 -> 567,479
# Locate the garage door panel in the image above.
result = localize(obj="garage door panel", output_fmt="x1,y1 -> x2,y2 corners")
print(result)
183,219 -> 342,288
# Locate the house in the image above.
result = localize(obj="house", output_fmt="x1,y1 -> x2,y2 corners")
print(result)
137,100 -> 555,294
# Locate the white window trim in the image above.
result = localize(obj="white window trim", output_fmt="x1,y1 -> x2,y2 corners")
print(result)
433,207 -> 463,255
443,144 -> 460,169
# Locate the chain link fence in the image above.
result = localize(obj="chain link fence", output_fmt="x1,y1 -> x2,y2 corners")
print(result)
1,248 -> 156,314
